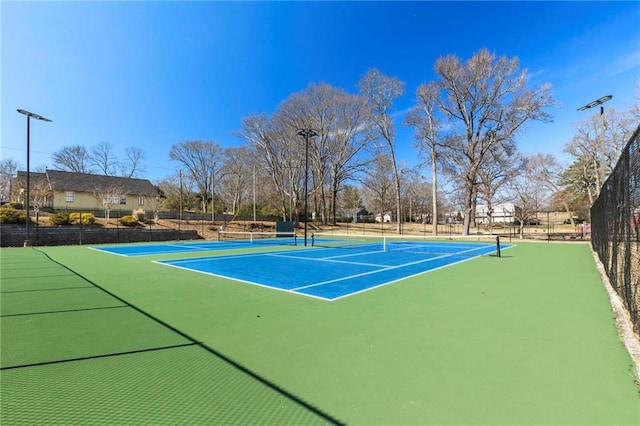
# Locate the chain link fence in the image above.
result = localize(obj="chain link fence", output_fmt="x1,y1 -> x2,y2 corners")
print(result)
591,123 -> 640,334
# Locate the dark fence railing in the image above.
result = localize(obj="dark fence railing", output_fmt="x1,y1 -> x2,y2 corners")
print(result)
591,123 -> 640,334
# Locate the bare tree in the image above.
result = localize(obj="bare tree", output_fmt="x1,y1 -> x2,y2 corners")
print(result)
157,174 -> 197,212
238,114 -> 305,222
340,185 -> 364,222
557,157 -> 596,219
358,68 -> 406,233
528,153 -> 575,225
146,190 -> 165,222
0,158 -> 19,203
90,141 -> 118,176
52,145 -> 92,173
476,144 -> 520,232
29,173 -> 54,226
507,156 -> 544,238
362,153 -> 395,225
92,184 -> 125,223
277,84 -> 333,224
399,167 -> 425,224
278,83 -> 373,224
325,91 -> 374,224
432,49 -> 555,234
219,146 -> 253,218
406,82 -> 444,235
169,140 -> 223,212
120,147 -> 146,178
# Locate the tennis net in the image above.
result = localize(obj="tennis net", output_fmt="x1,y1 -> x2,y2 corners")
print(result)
311,233 -> 502,257
218,231 -> 298,246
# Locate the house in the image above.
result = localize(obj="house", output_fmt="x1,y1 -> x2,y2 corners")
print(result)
355,208 -> 370,223
13,170 -> 157,214
475,203 -> 520,224
375,212 -> 392,223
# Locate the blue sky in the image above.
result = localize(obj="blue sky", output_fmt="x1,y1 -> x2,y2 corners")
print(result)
2,1 -> 639,182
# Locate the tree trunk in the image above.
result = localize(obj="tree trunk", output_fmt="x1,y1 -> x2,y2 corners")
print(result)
462,175 -> 475,235
431,149 -> 438,236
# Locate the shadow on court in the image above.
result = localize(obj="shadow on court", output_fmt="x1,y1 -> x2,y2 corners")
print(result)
0,248 -> 343,425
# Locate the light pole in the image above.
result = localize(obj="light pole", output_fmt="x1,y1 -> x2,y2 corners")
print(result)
253,165 -> 257,223
577,95 -> 612,190
211,168 -> 215,224
296,128 -> 318,246
17,109 -> 52,247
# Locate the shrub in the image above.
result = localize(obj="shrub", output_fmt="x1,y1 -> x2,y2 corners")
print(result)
69,212 -> 96,225
337,216 -> 354,223
49,212 -> 71,226
0,207 -> 27,224
119,215 -> 139,227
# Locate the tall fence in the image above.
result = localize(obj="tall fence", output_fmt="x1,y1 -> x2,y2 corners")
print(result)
591,123 -> 640,334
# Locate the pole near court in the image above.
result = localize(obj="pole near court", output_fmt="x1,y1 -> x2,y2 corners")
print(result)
577,95 -> 612,191
17,109 -> 52,247
296,128 -> 319,246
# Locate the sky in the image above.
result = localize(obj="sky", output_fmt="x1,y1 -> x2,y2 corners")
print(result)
2,1 -> 639,182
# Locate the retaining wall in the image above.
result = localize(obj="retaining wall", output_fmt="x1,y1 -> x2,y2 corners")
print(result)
0,225 -> 201,247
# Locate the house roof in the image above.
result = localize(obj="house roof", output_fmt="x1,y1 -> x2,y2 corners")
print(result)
14,172 -> 49,190
16,170 -> 157,196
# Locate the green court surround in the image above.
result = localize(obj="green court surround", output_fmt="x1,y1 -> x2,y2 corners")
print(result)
1,242 -> 638,425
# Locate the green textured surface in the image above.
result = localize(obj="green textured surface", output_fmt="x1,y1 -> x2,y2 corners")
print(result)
1,265 -> 68,279
1,345 -> 331,425
1,243 -> 639,425
1,287 -> 124,316
0,250 -> 90,292
1,274 -> 91,292
1,308 -> 190,368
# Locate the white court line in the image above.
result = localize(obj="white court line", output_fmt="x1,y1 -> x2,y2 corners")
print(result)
155,251 -> 271,265
153,243 -> 515,301
152,259 -> 333,301
290,251 -> 464,291
327,244 -> 516,301
88,247 -> 131,257
266,252 -> 388,268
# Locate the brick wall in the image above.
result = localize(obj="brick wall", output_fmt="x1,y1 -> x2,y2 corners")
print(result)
0,225 -> 201,247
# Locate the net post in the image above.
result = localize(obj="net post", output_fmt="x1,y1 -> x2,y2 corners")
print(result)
496,235 -> 501,258
294,234 -> 298,246
311,233 -> 315,247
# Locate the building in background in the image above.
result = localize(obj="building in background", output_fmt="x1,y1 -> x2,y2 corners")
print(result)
13,169 -> 157,215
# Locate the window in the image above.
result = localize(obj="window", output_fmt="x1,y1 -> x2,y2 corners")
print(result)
138,196 -> 145,206
119,196 -> 127,205
66,191 -> 74,203
105,195 -> 117,204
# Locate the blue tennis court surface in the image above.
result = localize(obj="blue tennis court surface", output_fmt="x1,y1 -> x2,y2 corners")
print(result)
90,238 -> 295,256
155,239 -> 512,301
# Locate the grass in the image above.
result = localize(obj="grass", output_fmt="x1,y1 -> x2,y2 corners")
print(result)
1,241 -> 639,425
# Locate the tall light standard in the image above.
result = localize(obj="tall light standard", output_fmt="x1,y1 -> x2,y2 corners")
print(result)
577,95 -> 612,190
17,109 -> 52,247
296,128 -> 318,246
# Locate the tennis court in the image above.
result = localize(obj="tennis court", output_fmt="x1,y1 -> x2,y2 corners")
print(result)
91,231 -> 298,256
155,235 -> 510,300
2,241 -> 639,425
